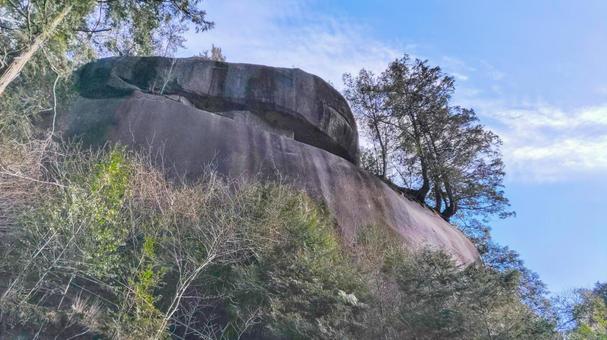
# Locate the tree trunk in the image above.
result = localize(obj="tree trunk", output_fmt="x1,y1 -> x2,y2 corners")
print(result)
407,113 -> 430,203
374,121 -> 388,178
433,180 -> 442,212
0,5 -> 72,97
414,156 -> 431,202
440,181 -> 457,221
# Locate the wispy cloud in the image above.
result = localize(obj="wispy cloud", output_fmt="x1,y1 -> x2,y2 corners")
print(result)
473,102 -> 607,182
479,60 -> 505,81
423,58 -> 607,183
596,86 -> 607,96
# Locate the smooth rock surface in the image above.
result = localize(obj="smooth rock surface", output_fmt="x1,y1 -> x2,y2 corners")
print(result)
64,57 -> 479,265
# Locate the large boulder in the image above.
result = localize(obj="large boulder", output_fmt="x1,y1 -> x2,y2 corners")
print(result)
74,56 -> 358,164
63,57 -> 479,265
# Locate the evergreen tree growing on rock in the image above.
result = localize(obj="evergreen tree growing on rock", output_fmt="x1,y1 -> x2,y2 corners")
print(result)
344,55 -> 512,222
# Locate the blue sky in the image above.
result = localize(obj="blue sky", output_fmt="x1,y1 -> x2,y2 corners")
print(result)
180,0 -> 607,294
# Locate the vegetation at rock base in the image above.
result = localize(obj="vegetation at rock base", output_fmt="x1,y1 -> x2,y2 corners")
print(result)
0,2 -> 603,339
0,143 -> 558,339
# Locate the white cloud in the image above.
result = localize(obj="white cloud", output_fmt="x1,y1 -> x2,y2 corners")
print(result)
451,72 -> 469,81
480,60 -> 505,81
477,103 -> 607,182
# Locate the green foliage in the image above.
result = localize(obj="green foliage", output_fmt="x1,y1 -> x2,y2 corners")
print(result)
0,0 -> 213,64
0,145 -> 558,339
567,283 -> 607,339
349,226 -> 557,340
389,251 -> 554,339
0,146 -> 365,338
1,148 -> 156,337
0,0 -> 214,143
123,236 -> 167,338
0,54 -> 78,142
86,148 -> 132,277
88,0 -> 213,56
342,56 -> 558,337
343,55 -> 513,222
206,186 -> 365,339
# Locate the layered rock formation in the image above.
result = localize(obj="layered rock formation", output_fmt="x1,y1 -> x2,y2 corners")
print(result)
63,56 -> 479,265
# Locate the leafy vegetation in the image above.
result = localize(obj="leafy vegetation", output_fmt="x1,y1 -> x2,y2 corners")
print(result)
341,57 -> 564,336
0,0 -> 213,96
0,145 -> 360,338
558,282 -> 607,339
0,144 -> 560,339
343,55 -> 512,223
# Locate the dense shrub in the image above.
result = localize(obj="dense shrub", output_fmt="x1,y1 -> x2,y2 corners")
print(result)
558,282 -> 607,339
350,225 -> 557,340
0,145 -> 365,339
0,144 -> 558,339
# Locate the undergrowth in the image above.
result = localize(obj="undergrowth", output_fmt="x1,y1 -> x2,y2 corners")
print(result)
0,143 -> 558,339
0,144 -> 364,339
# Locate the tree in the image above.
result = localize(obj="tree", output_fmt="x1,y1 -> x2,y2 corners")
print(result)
385,249 -> 556,339
0,0 -> 213,97
198,44 -> 226,61
0,3 -> 72,96
344,55 -> 512,222
343,69 -> 397,181
564,282 -> 607,339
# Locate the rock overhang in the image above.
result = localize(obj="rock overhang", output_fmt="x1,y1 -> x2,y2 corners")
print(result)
75,56 -> 360,164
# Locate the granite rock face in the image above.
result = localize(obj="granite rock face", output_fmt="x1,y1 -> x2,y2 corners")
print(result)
64,56 -> 479,265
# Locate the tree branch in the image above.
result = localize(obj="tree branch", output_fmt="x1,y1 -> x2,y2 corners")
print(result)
76,27 -> 111,33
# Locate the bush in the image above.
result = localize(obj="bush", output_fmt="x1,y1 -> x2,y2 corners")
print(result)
561,282 -> 607,339
195,184 -> 366,339
351,225 -> 557,340
0,145 -> 365,339
0,143 -> 558,339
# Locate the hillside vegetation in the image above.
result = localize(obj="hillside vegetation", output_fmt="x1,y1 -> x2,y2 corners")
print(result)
0,141 -> 555,339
